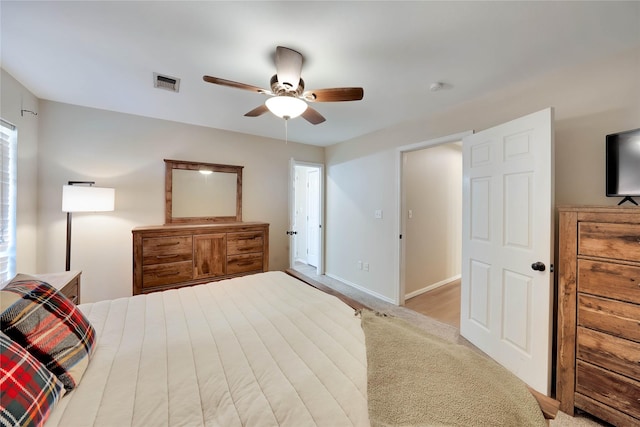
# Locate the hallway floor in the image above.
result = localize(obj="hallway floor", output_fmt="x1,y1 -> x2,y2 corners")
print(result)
405,280 -> 461,328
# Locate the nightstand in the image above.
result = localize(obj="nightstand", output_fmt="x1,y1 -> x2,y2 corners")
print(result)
35,271 -> 82,304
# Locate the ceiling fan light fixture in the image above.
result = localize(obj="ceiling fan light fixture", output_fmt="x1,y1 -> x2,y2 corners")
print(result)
265,96 -> 307,119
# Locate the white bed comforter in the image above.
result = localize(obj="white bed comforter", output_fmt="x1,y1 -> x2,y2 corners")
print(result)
46,271 -> 369,427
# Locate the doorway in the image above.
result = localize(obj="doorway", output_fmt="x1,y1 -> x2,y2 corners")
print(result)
400,142 -> 463,327
289,161 -> 324,275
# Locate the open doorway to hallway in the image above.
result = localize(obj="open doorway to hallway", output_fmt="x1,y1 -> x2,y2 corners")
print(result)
404,279 -> 461,328
290,162 -> 323,274
401,142 -> 462,328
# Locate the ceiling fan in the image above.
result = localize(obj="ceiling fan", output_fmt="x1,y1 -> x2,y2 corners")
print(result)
203,46 -> 364,125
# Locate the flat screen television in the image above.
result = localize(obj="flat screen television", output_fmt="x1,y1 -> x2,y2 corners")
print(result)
606,128 -> 640,205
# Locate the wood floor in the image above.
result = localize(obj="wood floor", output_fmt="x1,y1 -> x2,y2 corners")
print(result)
293,262 -> 461,329
405,280 -> 461,328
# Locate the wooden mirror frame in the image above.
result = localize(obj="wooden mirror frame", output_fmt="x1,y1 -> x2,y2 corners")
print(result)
165,159 -> 243,224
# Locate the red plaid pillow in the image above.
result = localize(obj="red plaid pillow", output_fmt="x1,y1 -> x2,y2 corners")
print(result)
0,331 -> 64,427
1,275 -> 95,392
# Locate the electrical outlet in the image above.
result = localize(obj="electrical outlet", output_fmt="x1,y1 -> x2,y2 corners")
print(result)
374,209 -> 383,219
357,261 -> 363,270
363,263 -> 370,272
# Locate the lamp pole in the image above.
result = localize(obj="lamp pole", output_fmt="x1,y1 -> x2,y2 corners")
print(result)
64,181 -> 95,271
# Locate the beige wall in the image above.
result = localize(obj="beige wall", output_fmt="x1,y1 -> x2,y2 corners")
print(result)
404,144 -> 462,296
0,69 -> 40,275
3,45 -> 639,304
33,101 -> 323,302
326,46 -> 640,303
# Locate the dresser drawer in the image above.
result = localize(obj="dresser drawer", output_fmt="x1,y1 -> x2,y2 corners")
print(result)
143,236 -> 193,265
578,259 -> 640,305
576,360 -> 640,420
578,294 -> 640,342
578,222 -> 640,262
142,261 -> 193,288
227,253 -> 263,274
577,327 -> 640,380
58,276 -> 79,304
227,232 -> 264,255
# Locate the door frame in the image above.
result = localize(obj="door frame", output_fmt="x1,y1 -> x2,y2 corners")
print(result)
396,131 -> 473,305
289,159 -> 325,275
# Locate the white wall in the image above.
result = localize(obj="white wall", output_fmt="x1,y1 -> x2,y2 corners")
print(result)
404,144 -> 462,296
326,46 -> 640,303
0,69 -> 40,274
34,100 -> 323,302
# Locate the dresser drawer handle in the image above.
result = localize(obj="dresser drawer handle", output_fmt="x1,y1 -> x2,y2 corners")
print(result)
156,271 -> 180,278
235,261 -> 254,267
156,254 -> 179,259
157,242 -> 180,247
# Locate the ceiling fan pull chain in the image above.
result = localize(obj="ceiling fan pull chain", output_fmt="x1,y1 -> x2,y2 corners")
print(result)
284,118 -> 288,144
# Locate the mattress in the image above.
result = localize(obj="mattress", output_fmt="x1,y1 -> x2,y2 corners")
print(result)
46,271 -> 369,426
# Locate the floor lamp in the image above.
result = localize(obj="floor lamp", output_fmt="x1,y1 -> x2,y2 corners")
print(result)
62,181 -> 115,271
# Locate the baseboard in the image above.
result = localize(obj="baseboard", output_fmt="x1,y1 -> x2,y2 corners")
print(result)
405,274 -> 461,300
325,272 -> 396,304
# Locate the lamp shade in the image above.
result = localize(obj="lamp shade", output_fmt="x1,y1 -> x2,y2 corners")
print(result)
265,96 -> 307,119
62,185 -> 115,212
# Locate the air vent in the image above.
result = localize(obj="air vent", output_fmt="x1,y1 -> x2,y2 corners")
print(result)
153,73 -> 180,92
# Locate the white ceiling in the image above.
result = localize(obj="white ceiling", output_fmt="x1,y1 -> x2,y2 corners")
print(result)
1,1 -> 639,146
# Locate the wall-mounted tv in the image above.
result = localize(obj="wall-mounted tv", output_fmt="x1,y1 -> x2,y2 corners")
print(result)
606,128 -> 640,205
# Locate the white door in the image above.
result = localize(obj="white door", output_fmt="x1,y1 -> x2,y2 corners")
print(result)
460,108 -> 554,395
289,160 -> 325,274
306,169 -> 320,267
288,158 -> 297,268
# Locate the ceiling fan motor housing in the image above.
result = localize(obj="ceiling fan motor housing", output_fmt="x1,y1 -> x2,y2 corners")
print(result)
270,74 -> 305,96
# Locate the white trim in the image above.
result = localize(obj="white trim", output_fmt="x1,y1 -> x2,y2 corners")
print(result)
325,272 -> 396,304
395,131 -> 473,305
404,274 -> 461,300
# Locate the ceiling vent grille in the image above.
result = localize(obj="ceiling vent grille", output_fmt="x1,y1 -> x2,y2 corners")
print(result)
153,73 -> 180,92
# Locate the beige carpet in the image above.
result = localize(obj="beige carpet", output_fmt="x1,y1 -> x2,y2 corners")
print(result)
360,309 -> 547,427
291,265 -> 607,427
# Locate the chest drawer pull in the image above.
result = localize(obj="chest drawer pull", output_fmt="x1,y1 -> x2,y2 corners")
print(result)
156,271 -> 180,278
235,261 -> 254,266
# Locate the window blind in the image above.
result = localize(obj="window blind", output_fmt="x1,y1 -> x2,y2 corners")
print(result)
0,118 -> 17,286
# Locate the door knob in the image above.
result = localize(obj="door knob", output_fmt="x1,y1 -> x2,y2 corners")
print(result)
531,262 -> 546,272
286,230 -> 298,236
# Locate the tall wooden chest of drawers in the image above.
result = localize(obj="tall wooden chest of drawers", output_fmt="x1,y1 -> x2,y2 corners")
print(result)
133,222 -> 269,295
556,206 -> 640,426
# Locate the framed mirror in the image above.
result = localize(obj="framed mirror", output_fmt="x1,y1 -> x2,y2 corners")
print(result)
165,159 -> 243,224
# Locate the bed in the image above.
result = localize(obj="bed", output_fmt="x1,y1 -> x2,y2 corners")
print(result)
1,271 -> 549,427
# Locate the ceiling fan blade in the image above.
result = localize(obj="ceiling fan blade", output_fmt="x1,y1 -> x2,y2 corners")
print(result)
275,46 -> 303,91
301,107 -> 326,125
303,87 -> 364,102
203,75 -> 268,94
244,104 -> 269,117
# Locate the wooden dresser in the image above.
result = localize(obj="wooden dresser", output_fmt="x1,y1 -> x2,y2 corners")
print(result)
133,222 -> 269,295
556,206 -> 640,426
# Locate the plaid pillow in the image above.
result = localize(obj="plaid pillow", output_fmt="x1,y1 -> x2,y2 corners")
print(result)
0,331 -> 64,427
0,275 -> 95,392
